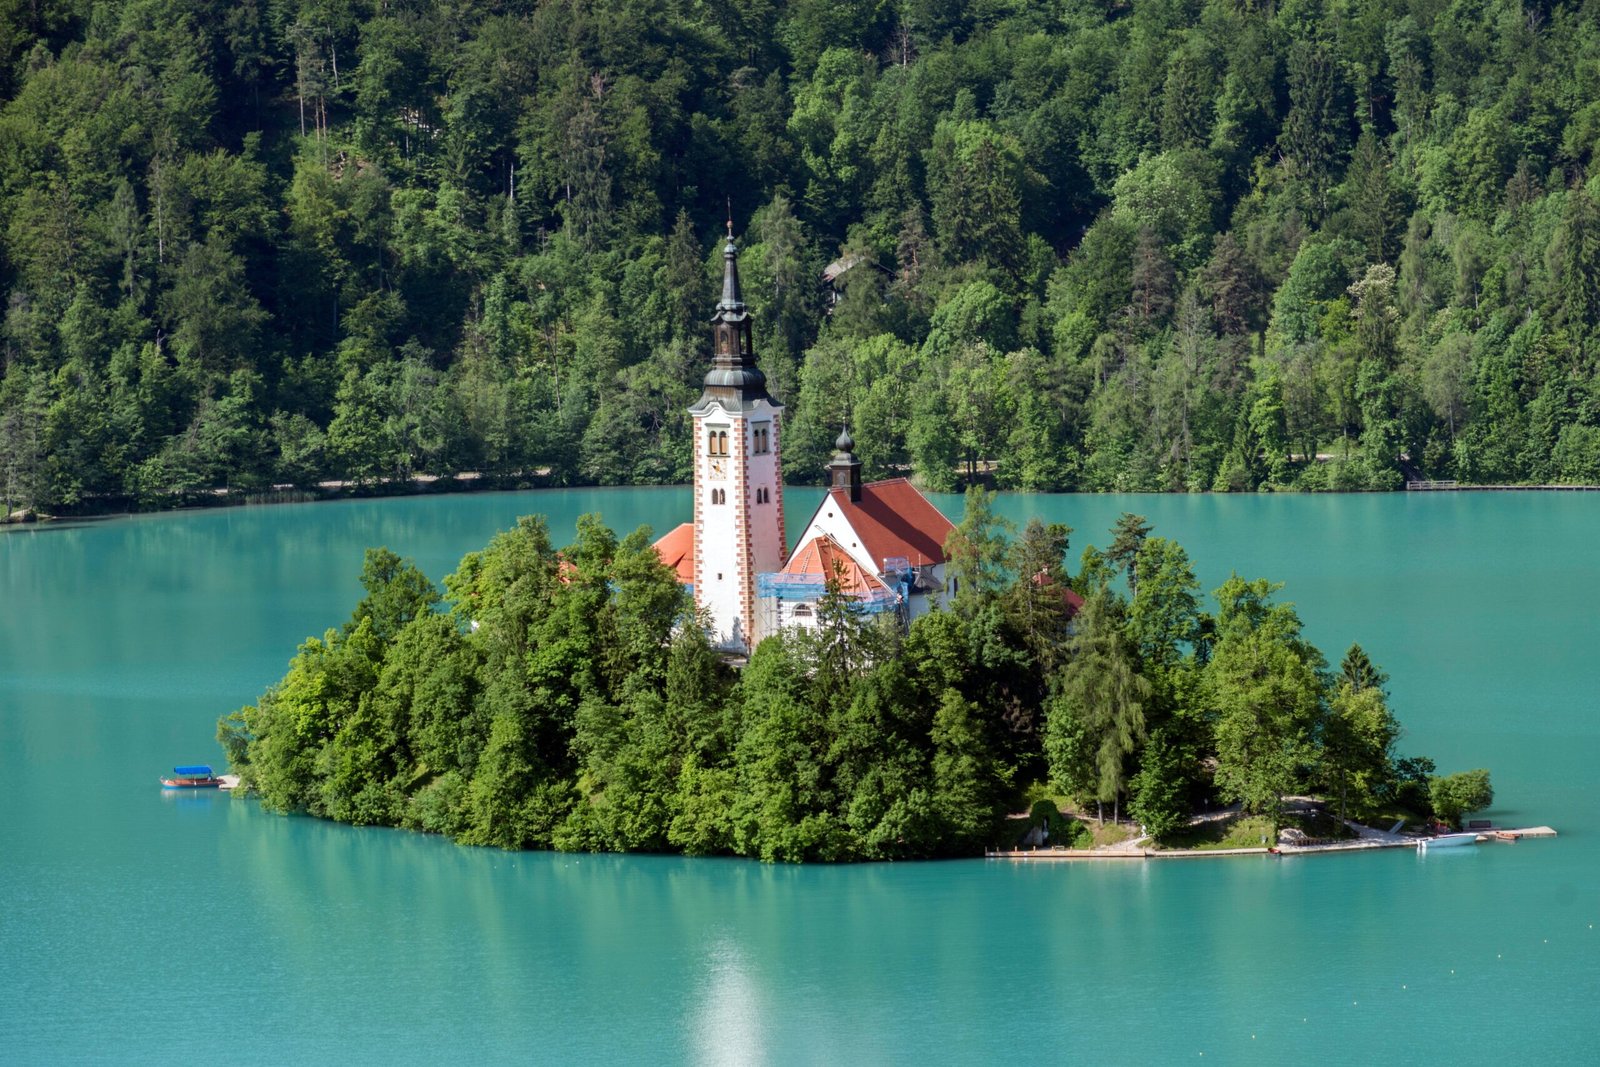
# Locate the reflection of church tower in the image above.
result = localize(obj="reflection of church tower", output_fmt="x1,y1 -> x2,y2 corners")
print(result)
689,223 -> 786,651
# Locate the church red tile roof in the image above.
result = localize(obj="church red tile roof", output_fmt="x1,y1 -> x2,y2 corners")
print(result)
782,533 -> 895,597
652,522 -> 695,584
825,478 -> 955,569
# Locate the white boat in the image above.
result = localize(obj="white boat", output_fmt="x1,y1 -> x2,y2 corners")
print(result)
1419,832 -> 1481,850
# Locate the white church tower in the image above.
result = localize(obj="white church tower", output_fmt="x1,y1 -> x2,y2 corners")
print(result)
689,222 -> 786,651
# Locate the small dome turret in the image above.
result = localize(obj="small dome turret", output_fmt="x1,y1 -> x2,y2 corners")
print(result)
828,420 -> 863,502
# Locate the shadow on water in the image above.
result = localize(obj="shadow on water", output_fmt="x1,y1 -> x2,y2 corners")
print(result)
1,514 -> 131,535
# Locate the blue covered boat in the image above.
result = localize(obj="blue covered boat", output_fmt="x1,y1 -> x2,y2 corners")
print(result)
160,765 -> 221,789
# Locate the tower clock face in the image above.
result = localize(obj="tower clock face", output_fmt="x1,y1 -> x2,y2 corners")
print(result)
709,458 -> 727,479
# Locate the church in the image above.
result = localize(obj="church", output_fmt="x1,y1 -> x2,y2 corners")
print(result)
653,225 -> 955,653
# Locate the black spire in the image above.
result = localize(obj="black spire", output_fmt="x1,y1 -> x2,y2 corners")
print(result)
693,219 -> 774,414
828,421 -> 862,502
717,220 -> 744,316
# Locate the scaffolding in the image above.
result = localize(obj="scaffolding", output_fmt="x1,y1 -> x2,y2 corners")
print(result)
757,570 -> 903,637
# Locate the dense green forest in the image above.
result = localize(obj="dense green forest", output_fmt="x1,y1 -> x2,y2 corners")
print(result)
219,501 -> 1489,859
4,0 -> 1600,514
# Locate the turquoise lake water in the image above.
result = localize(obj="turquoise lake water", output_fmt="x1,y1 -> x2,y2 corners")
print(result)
2,488 -> 1598,1064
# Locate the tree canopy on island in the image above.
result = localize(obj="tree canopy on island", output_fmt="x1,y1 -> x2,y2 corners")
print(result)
6,0 -> 1600,514
219,500 -> 1492,859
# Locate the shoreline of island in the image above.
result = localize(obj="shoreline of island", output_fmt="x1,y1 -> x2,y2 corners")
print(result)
990,824 -> 1558,861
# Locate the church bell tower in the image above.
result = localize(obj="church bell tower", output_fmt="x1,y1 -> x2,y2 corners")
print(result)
689,222 -> 786,651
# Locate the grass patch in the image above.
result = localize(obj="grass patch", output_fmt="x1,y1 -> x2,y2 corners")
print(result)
1152,814 -> 1276,851
1090,821 -> 1135,847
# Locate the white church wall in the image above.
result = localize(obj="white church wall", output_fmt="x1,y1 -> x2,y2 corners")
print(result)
744,400 -> 786,587
792,502 -> 878,578
694,398 -> 786,651
694,402 -> 743,649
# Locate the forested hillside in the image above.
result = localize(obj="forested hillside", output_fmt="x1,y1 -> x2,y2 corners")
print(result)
4,0 -> 1600,512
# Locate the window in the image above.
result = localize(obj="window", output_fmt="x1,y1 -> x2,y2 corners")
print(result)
707,428 -> 730,456
792,604 -> 813,617
752,425 -> 770,454
755,487 -> 771,504
707,427 -> 717,455
717,430 -> 729,456
711,488 -> 726,505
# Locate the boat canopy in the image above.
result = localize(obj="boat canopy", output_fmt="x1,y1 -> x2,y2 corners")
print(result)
173,765 -> 214,776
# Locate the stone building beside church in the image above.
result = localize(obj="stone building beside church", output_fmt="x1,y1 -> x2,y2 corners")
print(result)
653,225 -> 955,653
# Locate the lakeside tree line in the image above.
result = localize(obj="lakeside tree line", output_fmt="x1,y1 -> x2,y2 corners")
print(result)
219,499 -> 1488,859
6,0 -> 1600,515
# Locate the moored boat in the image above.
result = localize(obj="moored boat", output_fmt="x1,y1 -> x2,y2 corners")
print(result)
1419,832 -> 1481,850
160,764 -> 221,789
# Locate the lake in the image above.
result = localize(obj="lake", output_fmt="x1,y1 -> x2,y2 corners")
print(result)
2,488 -> 1598,1063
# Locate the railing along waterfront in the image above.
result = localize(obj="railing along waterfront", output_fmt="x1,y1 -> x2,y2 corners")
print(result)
1406,480 -> 1600,491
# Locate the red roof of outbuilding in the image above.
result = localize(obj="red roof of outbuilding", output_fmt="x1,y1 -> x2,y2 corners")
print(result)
782,534 -> 895,597
1030,570 -> 1085,617
825,478 -> 955,569
652,522 -> 695,584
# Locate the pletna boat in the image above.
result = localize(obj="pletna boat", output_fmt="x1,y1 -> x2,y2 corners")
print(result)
1418,831 -> 1481,850
160,765 -> 221,789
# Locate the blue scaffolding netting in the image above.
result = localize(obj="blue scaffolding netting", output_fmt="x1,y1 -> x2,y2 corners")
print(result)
757,571 -> 901,613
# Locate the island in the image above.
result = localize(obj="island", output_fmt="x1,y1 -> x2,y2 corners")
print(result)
217,500 -> 1505,861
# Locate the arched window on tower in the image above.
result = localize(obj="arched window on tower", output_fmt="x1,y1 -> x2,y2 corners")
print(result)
707,427 -> 717,455
717,431 -> 729,455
